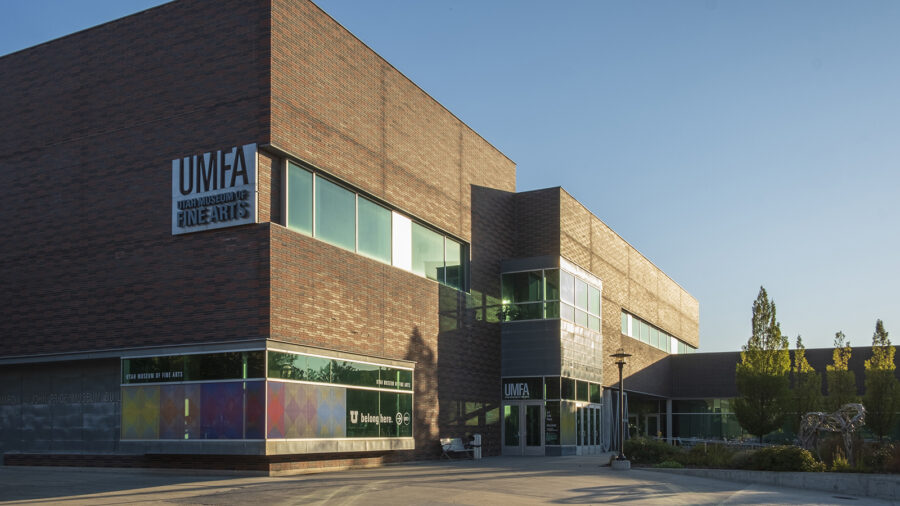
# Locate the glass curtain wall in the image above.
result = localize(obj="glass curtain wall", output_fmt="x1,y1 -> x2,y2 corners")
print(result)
502,268 -> 599,330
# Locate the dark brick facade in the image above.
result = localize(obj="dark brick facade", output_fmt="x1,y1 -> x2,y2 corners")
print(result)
0,0 -> 698,470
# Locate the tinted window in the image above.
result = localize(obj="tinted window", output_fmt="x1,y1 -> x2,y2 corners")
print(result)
444,238 -> 462,289
315,177 -> 356,251
502,271 -> 543,303
357,197 -> 391,263
287,162 -> 312,235
411,223 -> 444,281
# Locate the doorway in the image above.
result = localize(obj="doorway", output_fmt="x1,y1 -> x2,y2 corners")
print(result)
502,402 -> 543,455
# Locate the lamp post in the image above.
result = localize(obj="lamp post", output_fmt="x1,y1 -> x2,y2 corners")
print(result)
611,348 -> 632,468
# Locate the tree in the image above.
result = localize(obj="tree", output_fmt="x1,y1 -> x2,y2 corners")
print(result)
825,331 -> 857,412
733,286 -> 791,442
789,335 -> 823,434
863,319 -> 900,440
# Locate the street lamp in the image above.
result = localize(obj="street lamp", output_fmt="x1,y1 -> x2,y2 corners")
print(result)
610,348 -> 632,467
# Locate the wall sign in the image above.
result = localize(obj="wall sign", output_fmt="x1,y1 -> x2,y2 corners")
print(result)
502,377 -> 543,400
172,143 -> 257,235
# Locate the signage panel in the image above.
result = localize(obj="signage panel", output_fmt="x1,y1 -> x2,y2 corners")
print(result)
502,377 -> 543,400
172,143 -> 258,235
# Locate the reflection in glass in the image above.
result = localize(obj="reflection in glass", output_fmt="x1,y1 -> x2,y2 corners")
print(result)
501,271 -> 543,303
588,285 -> 600,315
287,162 -> 312,235
560,271 -> 574,304
575,279 -> 588,311
526,404 -> 542,446
504,405 -> 520,446
357,197 -> 391,263
544,269 -> 560,300
315,177 -> 356,251
444,238 -> 462,290
411,223 -> 444,281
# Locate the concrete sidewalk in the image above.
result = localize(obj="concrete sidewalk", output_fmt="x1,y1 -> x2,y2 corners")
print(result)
1,455 -> 893,505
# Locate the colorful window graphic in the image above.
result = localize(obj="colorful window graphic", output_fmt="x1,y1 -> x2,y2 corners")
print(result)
121,381 -> 264,440
121,350 -> 413,441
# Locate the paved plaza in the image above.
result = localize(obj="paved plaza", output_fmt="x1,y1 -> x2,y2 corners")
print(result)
0,456 -> 888,505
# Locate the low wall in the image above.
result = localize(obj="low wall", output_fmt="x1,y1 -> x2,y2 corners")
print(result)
645,468 -> 900,502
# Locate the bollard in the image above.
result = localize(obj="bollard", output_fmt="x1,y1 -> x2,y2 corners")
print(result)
473,434 -> 482,459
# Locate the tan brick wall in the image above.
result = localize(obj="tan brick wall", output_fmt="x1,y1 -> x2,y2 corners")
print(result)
557,190 -> 699,388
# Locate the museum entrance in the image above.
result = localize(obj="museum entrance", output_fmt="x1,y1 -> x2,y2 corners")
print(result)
502,401 -> 544,456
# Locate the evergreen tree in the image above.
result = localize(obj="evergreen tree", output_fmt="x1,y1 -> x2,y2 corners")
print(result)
825,331 -> 857,411
789,335 -> 823,434
864,319 -> 900,440
733,286 -> 791,442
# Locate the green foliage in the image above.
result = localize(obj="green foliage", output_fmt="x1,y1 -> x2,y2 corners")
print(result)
734,287 -> 791,442
866,320 -> 895,371
678,444 -> 737,468
741,445 -> 825,472
825,331 -> 858,412
789,336 -> 823,434
831,451 -> 852,472
864,320 -> 900,440
623,437 -> 679,464
861,442 -> 895,473
653,460 -> 684,469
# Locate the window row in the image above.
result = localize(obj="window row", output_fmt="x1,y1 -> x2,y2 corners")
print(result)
286,162 -> 467,291
500,268 -> 601,331
122,350 -> 413,392
620,311 -> 696,354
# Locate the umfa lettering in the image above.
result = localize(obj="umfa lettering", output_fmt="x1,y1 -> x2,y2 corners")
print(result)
505,382 -> 530,398
177,145 -> 251,195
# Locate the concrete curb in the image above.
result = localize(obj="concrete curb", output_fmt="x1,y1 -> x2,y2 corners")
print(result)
643,467 -> 900,502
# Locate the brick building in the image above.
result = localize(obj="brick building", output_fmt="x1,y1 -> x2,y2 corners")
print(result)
0,0 -> 698,472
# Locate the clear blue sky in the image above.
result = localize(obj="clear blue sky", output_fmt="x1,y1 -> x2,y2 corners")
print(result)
3,0 -> 898,353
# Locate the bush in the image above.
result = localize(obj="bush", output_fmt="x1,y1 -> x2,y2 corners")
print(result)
729,450 -> 756,470
862,442 -> 895,473
654,460 -> 684,469
831,451 -> 852,472
624,437 -> 680,464
679,443 -> 736,468
748,445 -> 824,472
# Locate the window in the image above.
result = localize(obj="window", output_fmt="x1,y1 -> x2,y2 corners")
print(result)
621,310 -> 692,354
444,239 -> 462,290
502,271 -> 543,303
357,197 -> 391,263
315,177 -> 355,251
286,162 -> 312,235
284,163 -> 470,291
411,223 -> 445,282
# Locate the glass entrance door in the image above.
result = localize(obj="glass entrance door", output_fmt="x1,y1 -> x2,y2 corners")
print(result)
503,402 -> 543,455
576,404 -> 602,455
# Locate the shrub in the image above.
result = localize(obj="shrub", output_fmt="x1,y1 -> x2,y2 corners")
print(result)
729,450 -> 756,470
862,442 -> 895,473
831,451 -> 852,472
654,460 -> 684,469
675,443 -> 737,468
750,445 -> 824,472
623,437 -> 680,464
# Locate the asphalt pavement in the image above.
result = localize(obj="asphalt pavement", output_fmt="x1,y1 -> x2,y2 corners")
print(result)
0,454 -> 892,505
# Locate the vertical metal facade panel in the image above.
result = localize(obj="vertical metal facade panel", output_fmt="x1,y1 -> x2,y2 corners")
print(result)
0,360 -> 119,453
501,320 -> 562,377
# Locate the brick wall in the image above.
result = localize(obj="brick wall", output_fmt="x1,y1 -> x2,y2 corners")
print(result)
557,190 -> 699,391
269,0 -> 515,243
0,0 -> 273,356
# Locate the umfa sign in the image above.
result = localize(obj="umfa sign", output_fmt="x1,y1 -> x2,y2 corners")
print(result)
171,143 -> 257,235
502,377 -> 542,400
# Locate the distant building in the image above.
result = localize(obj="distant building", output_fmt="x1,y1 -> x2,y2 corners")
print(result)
0,0 -> 704,473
